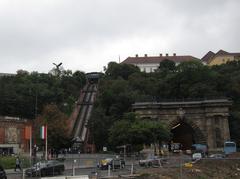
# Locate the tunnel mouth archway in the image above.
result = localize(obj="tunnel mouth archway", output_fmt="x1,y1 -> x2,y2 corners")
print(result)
171,122 -> 195,150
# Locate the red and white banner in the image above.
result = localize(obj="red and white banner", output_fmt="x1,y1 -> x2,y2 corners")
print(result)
40,125 -> 47,139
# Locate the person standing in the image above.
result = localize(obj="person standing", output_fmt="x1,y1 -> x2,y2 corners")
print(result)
15,156 -> 21,171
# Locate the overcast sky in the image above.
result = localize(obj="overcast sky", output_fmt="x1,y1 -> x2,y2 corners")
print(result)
0,0 -> 239,73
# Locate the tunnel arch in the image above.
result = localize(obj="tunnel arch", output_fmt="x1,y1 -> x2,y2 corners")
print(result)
168,118 -> 207,150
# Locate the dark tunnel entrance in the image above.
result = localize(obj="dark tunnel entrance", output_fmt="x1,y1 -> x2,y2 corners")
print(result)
171,122 -> 195,150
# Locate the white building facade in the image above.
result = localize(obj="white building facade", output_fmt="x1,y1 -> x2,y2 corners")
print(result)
122,54 -> 200,73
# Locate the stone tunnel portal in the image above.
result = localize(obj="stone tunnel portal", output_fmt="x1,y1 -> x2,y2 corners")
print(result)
132,99 -> 232,151
171,122 -> 195,150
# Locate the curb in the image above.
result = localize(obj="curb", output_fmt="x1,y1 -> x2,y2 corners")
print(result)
5,169 -> 25,175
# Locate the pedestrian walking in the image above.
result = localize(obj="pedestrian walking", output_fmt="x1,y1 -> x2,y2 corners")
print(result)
15,156 -> 21,171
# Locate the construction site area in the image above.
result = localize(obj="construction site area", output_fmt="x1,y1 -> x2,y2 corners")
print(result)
137,156 -> 240,179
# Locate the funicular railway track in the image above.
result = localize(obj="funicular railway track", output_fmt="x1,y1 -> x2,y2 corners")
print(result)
72,84 -> 90,138
71,84 -> 88,137
73,83 -> 97,142
70,72 -> 101,152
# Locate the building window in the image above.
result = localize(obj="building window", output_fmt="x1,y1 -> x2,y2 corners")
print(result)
222,59 -> 225,62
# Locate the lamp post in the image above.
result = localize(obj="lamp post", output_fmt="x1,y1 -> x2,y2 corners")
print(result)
29,86 -> 38,166
32,90 -> 38,165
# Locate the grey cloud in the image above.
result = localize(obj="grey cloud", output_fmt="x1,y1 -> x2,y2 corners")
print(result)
0,0 -> 239,73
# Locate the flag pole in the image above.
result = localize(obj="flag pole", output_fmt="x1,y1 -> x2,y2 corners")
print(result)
45,125 -> 48,161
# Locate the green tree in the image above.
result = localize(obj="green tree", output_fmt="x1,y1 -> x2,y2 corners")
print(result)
89,107 -> 114,150
0,70 -> 86,119
108,114 -> 170,153
168,61 -> 219,98
108,120 -> 132,147
105,62 -> 140,80
36,104 -> 71,150
158,59 -> 176,73
143,121 -> 171,154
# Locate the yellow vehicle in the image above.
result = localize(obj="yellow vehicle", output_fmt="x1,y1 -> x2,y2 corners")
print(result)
98,158 -> 125,170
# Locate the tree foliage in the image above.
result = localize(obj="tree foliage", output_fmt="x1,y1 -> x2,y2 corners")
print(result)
0,70 -> 86,119
108,114 -> 171,152
157,59 -> 176,73
105,62 -> 140,80
35,104 -> 71,150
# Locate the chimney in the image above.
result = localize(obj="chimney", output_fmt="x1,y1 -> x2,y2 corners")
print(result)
144,54 -> 148,57
160,53 -> 162,57
166,53 -> 168,56
173,53 -> 176,56
135,54 -> 138,57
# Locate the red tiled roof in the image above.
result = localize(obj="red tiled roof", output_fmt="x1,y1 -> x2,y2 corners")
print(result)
122,55 -> 199,64
201,51 -> 215,63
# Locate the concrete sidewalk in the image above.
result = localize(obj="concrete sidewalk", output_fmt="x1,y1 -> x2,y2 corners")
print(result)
5,168 -> 25,174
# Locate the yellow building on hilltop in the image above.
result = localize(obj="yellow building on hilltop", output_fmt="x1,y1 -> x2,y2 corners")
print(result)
202,50 -> 240,66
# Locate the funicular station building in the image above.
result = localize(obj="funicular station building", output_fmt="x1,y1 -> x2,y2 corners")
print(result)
132,98 -> 232,151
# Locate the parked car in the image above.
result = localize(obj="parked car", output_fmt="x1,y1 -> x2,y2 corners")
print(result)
191,144 -> 208,157
0,165 -> 7,179
98,158 -> 125,170
171,143 -> 182,153
209,154 -> 225,159
192,152 -> 202,161
25,160 -> 65,177
139,156 -> 161,167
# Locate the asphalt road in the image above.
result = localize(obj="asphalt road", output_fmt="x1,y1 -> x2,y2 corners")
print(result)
7,166 -> 136,179
6,153 -> 138,179
6,153 -> 193,179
